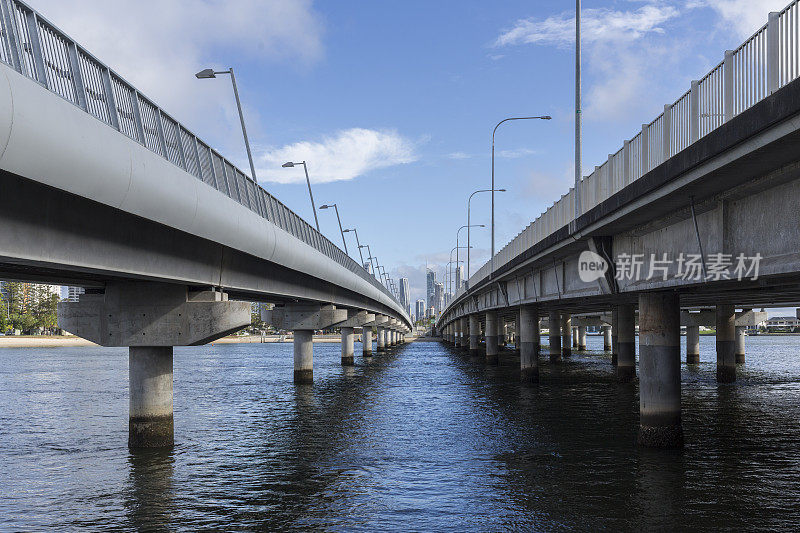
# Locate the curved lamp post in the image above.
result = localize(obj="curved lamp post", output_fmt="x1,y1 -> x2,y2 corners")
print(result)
467,188 -> 504,280
281,161 -> 319,232
320,204 -> 347,254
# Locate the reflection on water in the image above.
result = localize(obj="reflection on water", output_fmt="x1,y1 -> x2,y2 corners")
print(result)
2,335 -> 800,530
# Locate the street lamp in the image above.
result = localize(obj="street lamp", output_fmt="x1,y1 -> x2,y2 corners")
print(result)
319,204 -> 347,254
448,246 -> 471,295
491,116 -> 551,274
281,161 -> 320,232
345,229 -> 364,265
468,188 -> 504,280
359,244 -> 377,275
456,224 -> 483,290
196,67 -> 257,182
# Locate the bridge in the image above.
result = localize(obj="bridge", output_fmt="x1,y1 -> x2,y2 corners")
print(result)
439,2 -> 800,447
0,0 -> 410,447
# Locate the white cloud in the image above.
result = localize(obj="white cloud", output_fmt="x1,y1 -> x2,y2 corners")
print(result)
690,0 -> 788,39
28,0 -> 324,144
498,148 -> 538,159
257,128 -> 418,184
446,151 -> 473,160
494,5 -> 680,48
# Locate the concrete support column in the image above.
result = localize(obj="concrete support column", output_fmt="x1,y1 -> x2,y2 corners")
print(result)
716,305 -> 736,383
469,315 -> 480,355
686,325 -> 700,364
602,325 -> 612,351
497,316 -> 505,349
485,310 -> 499,365
561,313 -> 572,357
548,310 -> 562,362
578,326 -> 587,350
519,305 -> 540,383
617,304 -> 636,382
611,307 -> 619,365
341,327 -> 355,366
735,326 -> 746,364
572,327 -> 578,348
293,330 -> 314,384
638,292 -> 683,448
363,328 -> 373,357
129,346 -> 173,448
456,320 -> 463,349
461,318 -> 469,351
377,326 -> 386,352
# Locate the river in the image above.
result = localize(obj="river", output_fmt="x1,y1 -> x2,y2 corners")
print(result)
2,335 -> 800,530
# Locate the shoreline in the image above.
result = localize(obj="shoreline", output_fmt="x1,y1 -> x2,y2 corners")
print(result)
0,334 -> 420,348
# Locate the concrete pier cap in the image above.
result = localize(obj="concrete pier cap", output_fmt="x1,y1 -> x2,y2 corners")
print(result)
58,282 -> 252,448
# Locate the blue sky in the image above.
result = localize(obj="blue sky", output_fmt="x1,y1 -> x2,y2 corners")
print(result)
31,0 -> 789,304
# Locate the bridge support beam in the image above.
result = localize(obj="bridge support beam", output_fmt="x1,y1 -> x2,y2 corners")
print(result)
561,313 -> 572,357
716,305 -> 736,383
377,326 -> 386,352
578,326 -> 587,350
363,328 -> 373,356
519,305 -> 540,383
294,330 -> 314,383
549,311 -> 562,362
617,304 -> 636,382
129,346 -> 173,448
461,317 -> 469,351
735,326 -> 746,364
469,315 -> 480,355
485,311 -> 499,365
602,326 -> 612,351
58,282 -> 250,448
611,307 -> 619,365
686,325 -> 700,364
341,327 -> 355,366
638,292 -> 683,448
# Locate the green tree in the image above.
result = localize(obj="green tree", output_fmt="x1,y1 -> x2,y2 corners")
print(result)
0,289 -> 7,332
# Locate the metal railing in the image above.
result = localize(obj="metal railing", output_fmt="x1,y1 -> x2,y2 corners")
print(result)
453,0 -> 800,308
0,0 -> 401,308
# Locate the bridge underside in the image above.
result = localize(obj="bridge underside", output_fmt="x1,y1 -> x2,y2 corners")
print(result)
0,168 -> 400,319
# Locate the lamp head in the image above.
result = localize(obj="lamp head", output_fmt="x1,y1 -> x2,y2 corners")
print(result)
319,204 -> 331,209
542,116 -> 552,120
281,162 -> 295,168
195,68 -> 216,79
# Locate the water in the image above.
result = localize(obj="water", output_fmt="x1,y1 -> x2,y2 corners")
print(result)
2,335 -> 800,531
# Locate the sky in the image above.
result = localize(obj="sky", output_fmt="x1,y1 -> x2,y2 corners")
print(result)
28,0 -> 790,306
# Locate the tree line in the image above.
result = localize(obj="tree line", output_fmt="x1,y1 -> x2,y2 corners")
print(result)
0,283 -> 59,334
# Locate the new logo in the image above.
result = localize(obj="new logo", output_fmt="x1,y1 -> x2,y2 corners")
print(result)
578,250 -> 608,283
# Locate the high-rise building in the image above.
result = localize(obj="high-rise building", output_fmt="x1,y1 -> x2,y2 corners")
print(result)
434,282 -> 444,314
455,265 -> 464,291
426,269 -> 436,309
364,261 -> 373,275
398,277 -> 410,310
415,299 -> 425,321
65,286 -> 85,302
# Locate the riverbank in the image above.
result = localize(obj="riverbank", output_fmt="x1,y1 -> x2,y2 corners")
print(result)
0,334 -> 418,348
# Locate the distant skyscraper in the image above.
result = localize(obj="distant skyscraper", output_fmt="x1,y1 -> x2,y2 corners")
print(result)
455,265 -> 464,291
364,261 -> 373,275
434,282 -> 444,314
426,269 -> 436,309
415,299 -> 425,321
398,277 -> 410,309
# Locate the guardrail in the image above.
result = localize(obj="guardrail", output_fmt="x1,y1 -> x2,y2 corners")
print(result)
0,0 -> 402,310
452,0 -> 800,309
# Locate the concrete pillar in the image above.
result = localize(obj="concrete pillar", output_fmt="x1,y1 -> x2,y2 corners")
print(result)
485,310 -> 499,365
617,304 -> 636,382
716,305 -> 736,383
461,317 -> 469,351
497,316 -> 505,349
455,320 -> 463,349
293,329 -> 314,384
735,326 -> 746,364
377,326 -> 386,352
548,310 -> 561,362
129,346 -> 173,448
363,328 -> 373,356
686,325 -> 699,364
638,292 -> 683,448
561,313 -> 572,357
611,307 -> 619,365
469,314 -> 480,355
572,327 -> 578,348
578,326 -> 587,350
519,305 -> 540,383
602,326 -> 612,351
341,327 -> 354,366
